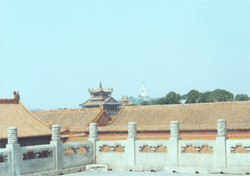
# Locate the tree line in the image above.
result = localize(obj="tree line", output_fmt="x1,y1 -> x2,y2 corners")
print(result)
138,89 -> 250,106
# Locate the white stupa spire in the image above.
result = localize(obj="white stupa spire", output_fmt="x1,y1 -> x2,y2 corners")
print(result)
141,82 -> 147,97
140,82 -> 149,101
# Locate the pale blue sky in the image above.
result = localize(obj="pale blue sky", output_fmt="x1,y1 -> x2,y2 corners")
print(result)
0,0 -> 249,110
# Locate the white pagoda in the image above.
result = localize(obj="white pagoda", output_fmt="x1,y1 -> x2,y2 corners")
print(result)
139,82 -> 150,101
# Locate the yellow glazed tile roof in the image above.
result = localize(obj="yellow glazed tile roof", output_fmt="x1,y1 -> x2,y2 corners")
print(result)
89,87 -> 112,93
119,96 -> 133,102
33,107 -> 107,131
83,98 -> 110,105
0,102 -> 51,139
81,101 -> 250,132
88,83 -> 113,93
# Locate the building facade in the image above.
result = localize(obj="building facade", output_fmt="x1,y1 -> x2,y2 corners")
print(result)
32,107 -> 112,142
119,95 -> 134,105
67,100 -> 250,142
0,91 -> 52,148
79,82 -> 122,115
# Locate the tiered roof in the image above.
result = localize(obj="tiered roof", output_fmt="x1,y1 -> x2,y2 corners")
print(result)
88,82 -> 113,93
0,92 -> 51,139
80,101 -> 250,132
119,95 -> 134,105
83,97 -> 111,106
33,107 -> 111,132
80,83 -> 121,108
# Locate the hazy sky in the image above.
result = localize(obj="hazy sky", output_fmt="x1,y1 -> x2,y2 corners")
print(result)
0,0 -> 249,110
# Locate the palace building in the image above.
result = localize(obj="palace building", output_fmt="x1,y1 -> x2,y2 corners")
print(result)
66,100 -> 250,142
119,95 -> 134,105
0,91 -> 51,148
79,82 -> 122,115
33,107 -> 112,142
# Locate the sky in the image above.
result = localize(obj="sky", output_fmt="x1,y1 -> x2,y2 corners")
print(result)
0,0 -> 249,110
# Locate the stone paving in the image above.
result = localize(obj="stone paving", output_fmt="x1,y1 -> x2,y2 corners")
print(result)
66,171 -> 249,176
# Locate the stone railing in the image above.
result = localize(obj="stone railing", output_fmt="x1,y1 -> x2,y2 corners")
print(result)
94,120 -> 250,174
0,119 -> 250,175
0,148 -> 11,175
0,125 -> 93,176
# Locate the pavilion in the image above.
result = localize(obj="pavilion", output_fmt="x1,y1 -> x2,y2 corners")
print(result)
79,82 -> 122,115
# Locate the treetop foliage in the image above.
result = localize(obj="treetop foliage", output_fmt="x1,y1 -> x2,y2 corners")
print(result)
206,89 -> 234,102
140,101 -> 150,105
198,91 -> 211,103
148,89 -> 249,106
127,103 -> 137,106
234,94 -> 250,101
151,91 -> 182,105
182,90 -> 201,104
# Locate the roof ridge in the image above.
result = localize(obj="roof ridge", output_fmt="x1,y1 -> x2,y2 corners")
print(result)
0,91 -> 20,104
19,101 -> 51,129
104,97 -> 111,102
32,108 -> 99,113
105,100 -> 250,130
126,101 -> 250,108
109,105 -> 126,125
86,107 -> 104,126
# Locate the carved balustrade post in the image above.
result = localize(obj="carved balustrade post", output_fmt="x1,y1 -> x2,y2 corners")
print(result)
50,125 -> 64,170
170,121 -> 180,138
6,127 -> 21,175
88,123 -> 99,164
215,119 -> 228,168
126,122 -> 138,167
169,121 -> 181,167
89,123 -> 98,138
8,127 -> 18,145
128,122 -> 138,139
217,119 -> 227,137
52,125 -> 61,141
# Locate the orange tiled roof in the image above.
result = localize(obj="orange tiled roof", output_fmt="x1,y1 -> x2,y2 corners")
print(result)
0,91 -> 20,104
83,98 -> 110,105
88,83 -> 113,93
119,95 -> 132,102
119,96 -> 134,105
0,93 -> 51,139
33,107 -> 108,132
81,101 -> 250,132
89,87 -> 112,93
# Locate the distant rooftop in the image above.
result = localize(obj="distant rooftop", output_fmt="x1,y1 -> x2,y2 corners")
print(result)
88,82 -> 113,93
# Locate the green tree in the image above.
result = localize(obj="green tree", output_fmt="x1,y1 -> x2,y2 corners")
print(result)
151,99 -> 158,105
151,92 -> 182,105
207,89 -> 234,102
234,94 -> 250,101
127,103 -> 137,106
151,97 -> 164,105
165,91 -> 182,104
140,101 -> 150,105
182,90 -> 201,103
198,91 -> 211,103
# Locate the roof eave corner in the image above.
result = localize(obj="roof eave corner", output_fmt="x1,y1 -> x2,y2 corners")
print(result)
0,91 -> 20,104
13,91 -> 20,104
